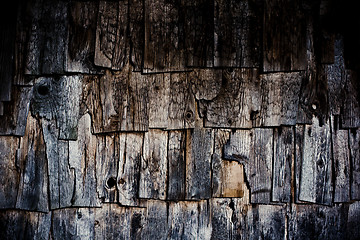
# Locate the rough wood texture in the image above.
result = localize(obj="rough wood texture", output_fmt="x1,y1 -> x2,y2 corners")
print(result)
94,1 -> 129,70
129,0 -> 144,71
349,128 -> 360,200
299,117 -> 333,205
263,0 -> 306,72
142,200 -> 168,239
342,70 -> 360,128
148,74 -> 170,128
294,124 -> 306,203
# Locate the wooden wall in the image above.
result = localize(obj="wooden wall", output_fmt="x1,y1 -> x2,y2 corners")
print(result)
0,0 -> 360,239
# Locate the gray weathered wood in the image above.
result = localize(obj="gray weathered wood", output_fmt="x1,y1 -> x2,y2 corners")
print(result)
0,86 -> 32,136
144,0 -> 185,72
263,0 -> 306,72
294,124 -> 307,203
347,201 -> 360,239
96,134 -> 119,203
272,126 -> 293,203
139,129 -> 168,200
15,114 -> 49,212
167,72 -> 196,129
94,1 -> 129,70
0,136 -> 20,209
167,130 -> 186,200
68,113 -> 101,207
342,70 -> 360,128
299,117 -> 333,205
66,1 -> 99,74
349,128 -> 360,200
148,74 -> 170,128
118,133 -> 143,206
257,72 -> 303,127
142,200 -> 169,240
129,0 -> 144,71
214,0 -> 261,67
331,116 -> 351,202
41,118 -> 74,209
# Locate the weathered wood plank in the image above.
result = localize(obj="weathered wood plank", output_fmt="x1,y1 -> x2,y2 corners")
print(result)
118,133 -> 143,206
299,117 -> 333,205
331,116 -> 351,202
94,1 -> 129,70
0,86 -> 32,136
42,118 -> 74,209
148,74 -> 169,128
190,68 -> 222,102
272,126 -> 293,203
214,0 -> 261,67
142,200 -> 169,240
349,128 -> 360,200
68,113 -> 101,207
0,210 -> 51,240
96,134 -> 119,203
52,208 -> 95,240
15,113 -> 49,212
342,70 -> 360,128
183,0 -> 214,67
0,102 -> 3,116
257,72 -> 303,127
167,72 -> 196,129
0,136 -> 20,209
94,204 -> 145,240
144,0 -> 185,72
263,0 -> 306,72
25,0 -> 68,75
66,1 -> 100,74
167,130 -> 186,200
186,127 -> 214,200
294,124 -> 307,203
129,0 -> 144,71
347,201 -> 360,239
139,129 -> 168,200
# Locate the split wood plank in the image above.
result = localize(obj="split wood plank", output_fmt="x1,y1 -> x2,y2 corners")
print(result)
94,1 -> 129,70
331,116 -> 351,202
96,134 -> 119,203
129,0 -> 144,71
66,1 -> 100,74
25,0 -> 68,75
0,210 -> 51,240
349,128 -> 360,200
0,86 -> 32,136
224,129 -> 273,204
212,129 -> 248,198
94,204 -> 145,240
167,72 -> 196,129
32,76 -> 82,140
342,70 -> 360,128
139,129 -> 168,200
0,136 -> 20,209
118,133 -> 143,206
83,68 -> 148,133
15,113 -> 49,212
272,126 -> 293,203
183,0 -> 214,67
186,127 -> 214,200
294,124 -> 307,203
144,0 -> 185,73
148,73 -> 170,128
142,200 -> 169,240
68,113 -> 101,207
257,72 -> 303,127
299,117 -> 333,205
167,130 -> 186,200
52,208 -> 95,240
214,0 -> 262,67
41,118 -> 74,209
263,0 -> 307,72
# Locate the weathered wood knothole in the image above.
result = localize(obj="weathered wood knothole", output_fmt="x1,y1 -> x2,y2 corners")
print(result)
0,0 -> 360,239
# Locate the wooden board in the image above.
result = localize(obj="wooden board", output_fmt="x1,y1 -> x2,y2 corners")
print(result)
143,0 -> 185,72
142,200 -> 168,239
342,70 -> 360,128
349,128 -> 360,200
0,136 -> 20,209
66,1 -> 99,73
118,133 -> 143,206
214,0 -> 261,67
347,201 -> 360,239
272,126 -> 293,203
0,86 -> 32,136
299,117 -> 333,205
139,129 -> 168,200
15,113 -> 49,212
294,124 -> 307,203
129,0 -> 144,71
148,74 -> 170,128
68,114 -> 101,207
263,0 -> 306,72
94,1 -> 129,70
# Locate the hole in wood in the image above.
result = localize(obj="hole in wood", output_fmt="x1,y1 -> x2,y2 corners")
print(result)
37,85 -> 49,96
106,177 -> 116,189
118,178 -> 125,185
185,111 -> 193,120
